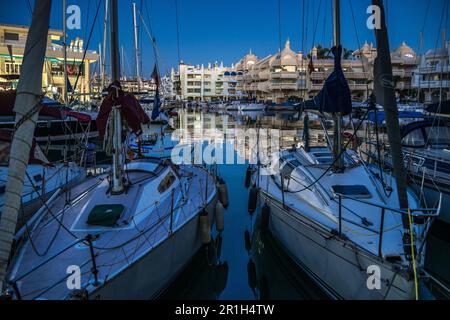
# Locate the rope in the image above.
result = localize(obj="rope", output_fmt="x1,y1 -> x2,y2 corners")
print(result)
408,208 -> 419,300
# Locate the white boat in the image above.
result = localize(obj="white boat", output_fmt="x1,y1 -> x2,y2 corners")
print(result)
7,159 -> 218,300
1,0 -> 220,300
129,125 -> 192,160
0,131 -> 86,227
252,146 -> 440,299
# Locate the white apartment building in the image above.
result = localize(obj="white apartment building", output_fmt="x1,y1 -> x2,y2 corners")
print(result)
412,40 -> 450,103
170,62 -> 239,101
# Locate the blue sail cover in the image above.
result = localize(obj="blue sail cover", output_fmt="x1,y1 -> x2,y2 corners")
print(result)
312,45 -> 352,115
368,111 -> 424,124
151,65 -> 161,121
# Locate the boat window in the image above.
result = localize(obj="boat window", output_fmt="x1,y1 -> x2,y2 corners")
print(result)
402,129 -> 425,147
425,126 -> 450,147
158,172 -> 176,193
33,174 -> 43,183
331,185 -> 372,198
0,185 -> 5,194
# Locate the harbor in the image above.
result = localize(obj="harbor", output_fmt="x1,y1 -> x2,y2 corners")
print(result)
0,0 -> 450,306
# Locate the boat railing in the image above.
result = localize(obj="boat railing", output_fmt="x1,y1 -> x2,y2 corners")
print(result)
336,193 -> 442,259
8,235 -> 100,300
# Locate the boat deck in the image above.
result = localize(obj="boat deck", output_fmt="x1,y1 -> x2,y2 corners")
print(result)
8,163 -> 216,300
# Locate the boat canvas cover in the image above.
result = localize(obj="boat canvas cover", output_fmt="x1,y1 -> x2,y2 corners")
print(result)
311,45 -> 352,115
0,90 -> 92,123
97,81 -> 150,137
368,111 -> 424,124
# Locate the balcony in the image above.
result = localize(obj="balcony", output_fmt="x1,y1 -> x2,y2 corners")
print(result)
412,80 -> 450,89
270,71 -> 298,80
270,83 -> 298,90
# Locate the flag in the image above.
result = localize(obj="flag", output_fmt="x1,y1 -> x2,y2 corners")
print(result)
151,65 -> 161,120
151,88 -> 161,121
151,65 -> 160,87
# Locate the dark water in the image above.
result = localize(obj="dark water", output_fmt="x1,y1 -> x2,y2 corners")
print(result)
157,110 -> 450,300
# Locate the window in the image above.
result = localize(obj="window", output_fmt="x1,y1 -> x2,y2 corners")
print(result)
158,172 -> 176,193
4,32 -> 19,41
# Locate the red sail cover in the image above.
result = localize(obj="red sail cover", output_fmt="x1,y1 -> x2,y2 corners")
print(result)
97,82 -> 150,138
0,90 -> 91,123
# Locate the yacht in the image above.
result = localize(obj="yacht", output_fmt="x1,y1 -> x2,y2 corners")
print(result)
252,145 -> 440,299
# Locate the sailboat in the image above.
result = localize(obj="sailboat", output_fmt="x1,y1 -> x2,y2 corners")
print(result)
1,0 -> 218,300
250,0 -> 441,300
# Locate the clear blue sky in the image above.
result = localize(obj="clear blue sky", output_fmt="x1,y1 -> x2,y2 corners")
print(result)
0,0 -> 448,78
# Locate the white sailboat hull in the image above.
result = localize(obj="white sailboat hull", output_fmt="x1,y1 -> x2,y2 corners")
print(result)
82,195 -> 217,300
262,196 -> 415,300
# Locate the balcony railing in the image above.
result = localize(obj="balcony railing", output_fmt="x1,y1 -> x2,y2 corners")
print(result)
270,71 -> 299,80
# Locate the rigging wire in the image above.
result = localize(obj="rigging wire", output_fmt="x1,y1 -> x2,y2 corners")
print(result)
278,0 -> 282,51
70,0 -> 102,102
174,0 -> 182,65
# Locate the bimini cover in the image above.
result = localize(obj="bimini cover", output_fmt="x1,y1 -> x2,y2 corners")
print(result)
87,204 -> 125,227
311,45 -> 352,115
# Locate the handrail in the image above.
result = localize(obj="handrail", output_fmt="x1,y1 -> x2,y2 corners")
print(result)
9,235 -> 99,300
336,193 -> 441,259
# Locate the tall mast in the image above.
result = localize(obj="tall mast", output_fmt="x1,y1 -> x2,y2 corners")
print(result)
132,1 -> 141,92
110,0 -> 124,194
121,45 -> 125,81
63,0 -> 68,105
332,0 -> 343,172
372,0 -> 409,215
102,0 -> 109,90
0,0 -> 52,290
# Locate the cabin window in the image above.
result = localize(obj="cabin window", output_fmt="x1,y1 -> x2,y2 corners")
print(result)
331,185 -> 372,198
158,172 -> 176,194
0,185 -> 6,195
33,174 -> 43,183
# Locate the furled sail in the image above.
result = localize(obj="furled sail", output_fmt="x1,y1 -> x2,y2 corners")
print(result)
302,45 -> 352,115
96,81 -> 150,138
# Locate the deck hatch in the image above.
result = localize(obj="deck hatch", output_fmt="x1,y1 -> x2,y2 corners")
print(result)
87,204 -> 125,227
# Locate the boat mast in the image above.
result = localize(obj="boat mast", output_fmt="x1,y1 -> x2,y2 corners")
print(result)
132,1 -> 141,92
121,45 -> 125,81
372,0 -> 409,214
0,0 -> 52,290
102,0 -> 109,90
110,0 -> 124,194
63,0 -> 68,105
332,0 -> 344,172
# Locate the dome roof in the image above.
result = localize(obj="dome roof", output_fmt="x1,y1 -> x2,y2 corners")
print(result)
393,42 -> 416,58
271,39 -> 298,67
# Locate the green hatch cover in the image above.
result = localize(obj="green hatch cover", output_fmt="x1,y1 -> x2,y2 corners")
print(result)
87,205 -> 125,227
